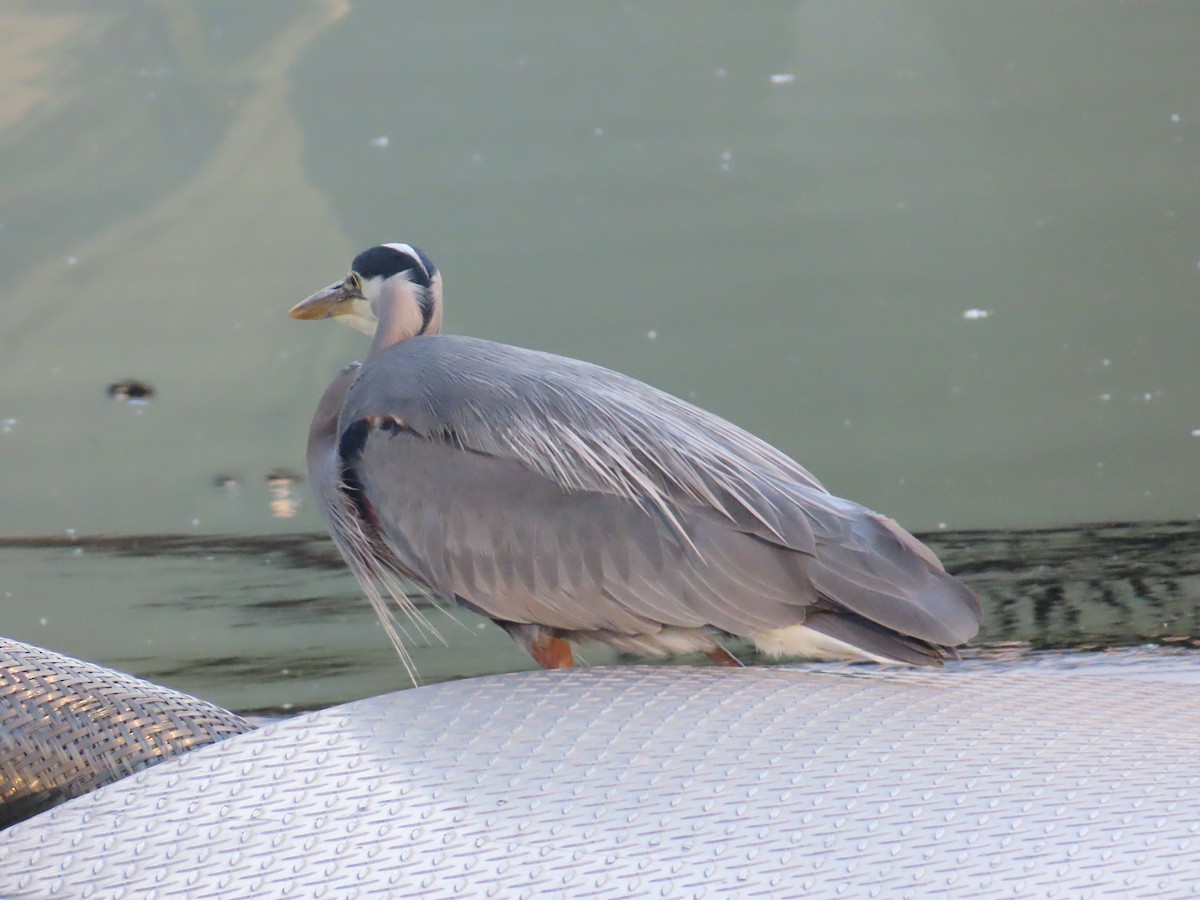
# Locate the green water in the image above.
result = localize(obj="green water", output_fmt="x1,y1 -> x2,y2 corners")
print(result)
0,2 -> 1197,710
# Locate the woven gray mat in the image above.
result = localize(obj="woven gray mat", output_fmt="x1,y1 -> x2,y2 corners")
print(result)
0,637 -> 252,829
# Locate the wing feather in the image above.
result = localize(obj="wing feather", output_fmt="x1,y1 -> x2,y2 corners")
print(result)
338,335 -> 981,649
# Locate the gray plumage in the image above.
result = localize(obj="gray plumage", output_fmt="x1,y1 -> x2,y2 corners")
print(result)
291,243 -> 982,680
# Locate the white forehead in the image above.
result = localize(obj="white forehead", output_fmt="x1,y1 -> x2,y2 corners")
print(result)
382,242 -> 421,259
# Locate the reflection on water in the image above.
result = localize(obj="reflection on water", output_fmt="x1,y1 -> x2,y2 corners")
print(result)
933,519 -> 1200,650
265,468 -> 303,520
2,520 -> 1195,715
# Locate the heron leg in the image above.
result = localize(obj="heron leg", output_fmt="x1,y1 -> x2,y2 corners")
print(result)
500,622 -> 575,669
530,633 -> 575,669
706,646 -> 744,668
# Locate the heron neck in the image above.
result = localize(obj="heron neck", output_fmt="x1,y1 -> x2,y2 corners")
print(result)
366,322 -> 405,363
366,283 -> 426,362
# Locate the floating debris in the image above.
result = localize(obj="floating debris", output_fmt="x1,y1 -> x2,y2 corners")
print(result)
265,468 -> 302,487
961,308 -> 992,320
107,379 -> 155,403
370,135 -> 389,147
769,73 -> 795,84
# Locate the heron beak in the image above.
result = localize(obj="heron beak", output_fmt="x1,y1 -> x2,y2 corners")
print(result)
288,278 -> 362,320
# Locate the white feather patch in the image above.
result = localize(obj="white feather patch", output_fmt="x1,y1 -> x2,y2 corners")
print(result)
340,297 -> 378,335
751,624 -> 898,665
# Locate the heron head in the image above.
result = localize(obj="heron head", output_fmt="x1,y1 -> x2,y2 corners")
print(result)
289,243 -> 441,338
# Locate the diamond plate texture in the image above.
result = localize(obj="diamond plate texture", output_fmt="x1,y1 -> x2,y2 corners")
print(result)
2,665 -> 1198,898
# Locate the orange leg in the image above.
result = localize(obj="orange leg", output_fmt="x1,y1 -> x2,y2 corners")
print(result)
706,646 -> 744,667
530,633 -> 575,669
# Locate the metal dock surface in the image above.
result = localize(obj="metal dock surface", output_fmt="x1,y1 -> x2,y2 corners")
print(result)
3,665 -> 1198,897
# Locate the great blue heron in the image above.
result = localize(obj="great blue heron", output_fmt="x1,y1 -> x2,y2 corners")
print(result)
290,243 -> 981,680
